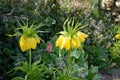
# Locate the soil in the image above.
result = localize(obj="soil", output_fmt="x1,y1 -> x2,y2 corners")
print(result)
100,68 -> 120,80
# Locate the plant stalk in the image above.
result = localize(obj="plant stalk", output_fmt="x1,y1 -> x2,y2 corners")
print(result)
29,49 -> 32,71
66,50 -> 71,79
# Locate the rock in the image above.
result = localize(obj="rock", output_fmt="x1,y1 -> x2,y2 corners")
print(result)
102,0 -> 115,10
115,0 -> 120,7
101,0 -> 120,22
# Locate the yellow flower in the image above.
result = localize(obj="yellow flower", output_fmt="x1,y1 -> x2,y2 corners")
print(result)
20,36 -> 28,52
56,35 -> 71,50
71,38 -> 76,48
56,35 -> 64,47
61,37 -> 70,50
72,37 -> 81,49
27,37 -> 36,49
56,35 -> 83,50
34,37 -> 40,43
19,35 -> 40,52
55,18 -> 88,51
115,34 -> 120,39
76,31 -> 88,42
15,23 -> 43,52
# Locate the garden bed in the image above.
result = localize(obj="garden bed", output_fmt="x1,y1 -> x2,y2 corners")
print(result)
0,0 -> 120,80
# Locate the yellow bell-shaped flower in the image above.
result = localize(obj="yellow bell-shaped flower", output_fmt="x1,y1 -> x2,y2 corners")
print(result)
27,37 -> 36,49
115,34 -> 120,39
72,37 -> 81,49
19,35 -> 40,52
61,37 -> 70,51
55,18 -> 88,51
76,31 -> 88,43
56,35 -> 71,51
34,37 -> 40,43
56,35 -> 64,47
17,23 -> 43,52
71,38 -> 76,49
20,36 -> 28,52
56,35 -> 83,50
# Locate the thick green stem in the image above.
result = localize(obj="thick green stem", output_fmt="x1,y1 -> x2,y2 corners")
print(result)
29,49 -> 32,70
59,49 -> 61,58
68,51 -> 71,71
66,50 -> 71,79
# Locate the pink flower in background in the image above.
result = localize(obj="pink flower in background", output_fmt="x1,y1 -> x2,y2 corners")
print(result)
46,42 -> 52,53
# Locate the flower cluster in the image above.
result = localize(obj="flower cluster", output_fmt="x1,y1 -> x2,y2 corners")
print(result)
20,35 -> 40,52
18,24 -> 42,52
56,18 -> 88,51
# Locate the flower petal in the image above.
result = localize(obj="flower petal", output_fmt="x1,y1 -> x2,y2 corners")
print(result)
76,31 -> 88,42
20,36 -> 29,52
64,37 -> 70,50
27,37 -> 37,49
34,37 -> 40,43
56,35 -> 64,47
115,34 -> 120,39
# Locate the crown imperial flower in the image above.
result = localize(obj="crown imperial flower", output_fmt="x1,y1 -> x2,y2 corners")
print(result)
56,18 -> 88,51
19,35 -> 40,52
13,23 -> 43,52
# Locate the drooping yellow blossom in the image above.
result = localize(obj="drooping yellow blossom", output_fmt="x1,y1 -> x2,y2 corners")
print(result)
15,23 -> 43,52
20,35 -> 40,52
56,35 -> 64,47
34,37 -> 40,43
60,37 -> 70,50
76,31 -> 88,42
20,36 -> 28,52
56,35 -> 71,50
55,18 -> 88,51
115,34 -> 120,39
56,33 -> 87,51
71,37 -> 81,49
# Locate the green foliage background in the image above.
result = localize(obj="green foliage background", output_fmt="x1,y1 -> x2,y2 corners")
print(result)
0,0 -> 120,80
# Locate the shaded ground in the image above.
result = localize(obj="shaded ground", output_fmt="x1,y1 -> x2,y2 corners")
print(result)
0,72 -> 6,80
101,68 -> 120,80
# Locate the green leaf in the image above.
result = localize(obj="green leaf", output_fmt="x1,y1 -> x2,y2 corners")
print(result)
92,74 -> 100,80
43,17 -> 56,26
12,61 -> 29,74
31,61 -> 40,68
91,66 -> 98,74
70,50 -> 80,59
12,77 -> 25,80
71,77 -> 81,80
